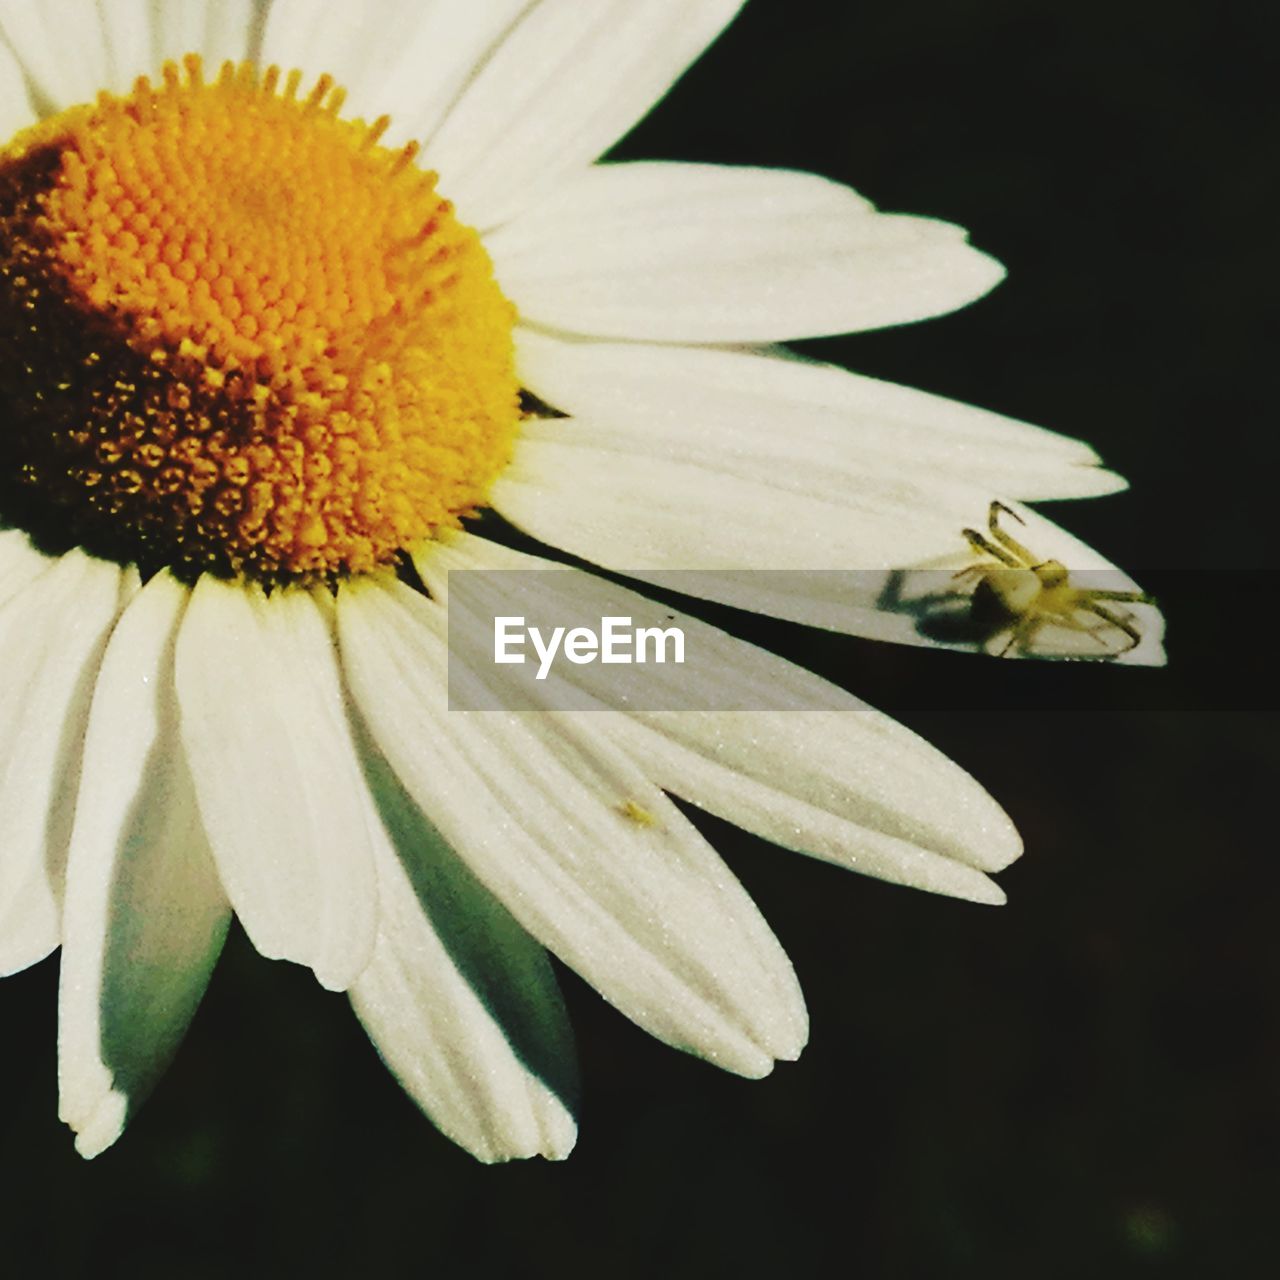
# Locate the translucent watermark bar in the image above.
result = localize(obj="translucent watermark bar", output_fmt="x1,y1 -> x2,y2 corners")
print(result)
445,568 -> 1167,712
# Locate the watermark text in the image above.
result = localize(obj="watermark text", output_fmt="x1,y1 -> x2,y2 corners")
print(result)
494,615 -> 686,680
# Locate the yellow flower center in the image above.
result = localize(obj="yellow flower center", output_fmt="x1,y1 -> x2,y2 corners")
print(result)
0,56 -> 519,583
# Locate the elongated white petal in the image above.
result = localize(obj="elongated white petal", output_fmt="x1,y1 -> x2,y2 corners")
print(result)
418,533 -> 1020,894
338,577 -> 806,1078
97,0 -> 153,93
96,0 -> 255,93
58,572 -> 230,1159
948,504 -> 1166,666
0,528 -> 56,608
152,1 -> 210,67
486,163 -> 1002,340
680,497 -> 1167,666
618,724 -> 1011,905
425,0 -> 745,230
264,0 -> 532,150
351,738 -> 576,1162
515,330 -> 1124,501
0,551 -> 126,976
0,35 -> 34,135
493,433 -> 993,569
491,430 -> 1164,663
0,0 -> 108,111
157,0 -> 254,71
262,0 -> 424,111
175,578 -> 377,991
364,1 -> 534,149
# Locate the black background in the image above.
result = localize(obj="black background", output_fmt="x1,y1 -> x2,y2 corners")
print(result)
2,2 -> 1275,1276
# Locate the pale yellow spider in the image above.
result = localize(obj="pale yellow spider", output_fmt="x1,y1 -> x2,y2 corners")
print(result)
956,501 -> 1153,657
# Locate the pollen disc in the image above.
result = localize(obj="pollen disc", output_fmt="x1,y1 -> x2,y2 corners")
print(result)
0,57 -> 519,583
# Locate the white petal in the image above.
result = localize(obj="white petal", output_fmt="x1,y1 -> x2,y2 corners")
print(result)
724,500 -> 1166,667
366,1 -> 533,149
617,723 -> 1011,905
58,571 -> 230,1159
96,0 -> 256,93
515,330 -> 1124,502
0,0 -> 108,111
261,0 -> 415,107
175,577 -> 377,991
0,527 -> 56,608
350,738 -> 576,1163
493,432 -> 992,569
419,533 -> 1020,895
486,163 -> 1003,341
424,0 -> 745,230
96,1 -> 152,93
950,504 -> 1167,667
491,425 -> 1164,663
264,0 -> 532,150
0,34 -> 35,135
151,1 -> 208,68
338,577 -> 806,1078
157,0 -> 255,71
0,551 -> 125,976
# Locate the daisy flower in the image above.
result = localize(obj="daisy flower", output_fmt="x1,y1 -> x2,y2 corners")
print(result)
0,0 -> 1162,1163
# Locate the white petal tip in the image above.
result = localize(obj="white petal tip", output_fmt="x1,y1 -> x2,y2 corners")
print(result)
456,1099 -> 578,1164
1031,467 -> 1129,501
473,1145 -> 574,1165
70,1090 -> 127,1159
314,962 -> 363,994
925,245 -> 1004,318
971,248 -> 1007,295
252,940 -> 367,995
717,1028 -> 807,1079
749,999 -> 810,1073
773,1034 -> 808,1065
967,876 -> 1008,907
0,935 -> 59,978
537,1110 -> 580,1163
982,823 -> 1025,875
1124,642 -> 1168,669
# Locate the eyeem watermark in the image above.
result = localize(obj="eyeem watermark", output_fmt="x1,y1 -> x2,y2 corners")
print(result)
447,568 -> 1168,711
494,615 -> 686,680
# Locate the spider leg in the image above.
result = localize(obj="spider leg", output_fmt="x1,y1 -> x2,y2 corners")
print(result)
963,528 -> 1021,567
1080,588 -> 1155,604
1082,601 -> 1142,654
986,501 -> 1037,565
989,499 -> 1025,527
952,565 -> 985,582
998,614 -> 1047,657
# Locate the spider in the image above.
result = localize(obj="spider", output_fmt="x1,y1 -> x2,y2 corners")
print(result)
955,501 -> 1153,657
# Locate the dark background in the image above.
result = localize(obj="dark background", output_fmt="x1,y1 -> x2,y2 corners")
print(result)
2,2 -> 1274,1275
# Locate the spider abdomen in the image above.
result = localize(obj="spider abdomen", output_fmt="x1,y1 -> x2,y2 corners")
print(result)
972,568 -> 1042,626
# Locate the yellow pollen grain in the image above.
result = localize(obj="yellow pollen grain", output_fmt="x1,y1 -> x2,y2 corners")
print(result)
0,54 -> 519,581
